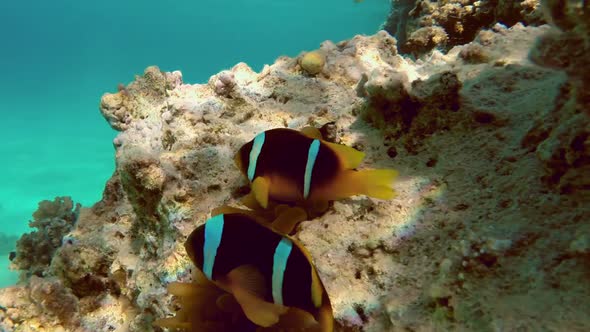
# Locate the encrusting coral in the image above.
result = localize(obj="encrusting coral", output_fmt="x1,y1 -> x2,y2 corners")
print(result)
299,51 -> 326,76
1,3 -> 590,330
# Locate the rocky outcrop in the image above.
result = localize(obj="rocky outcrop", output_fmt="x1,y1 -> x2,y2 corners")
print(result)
385,0 -> 545,55
524,0 -> 590,194
1,16 -> 588,332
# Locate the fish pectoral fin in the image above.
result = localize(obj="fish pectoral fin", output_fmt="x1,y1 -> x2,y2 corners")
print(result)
324,141 -> 365,169
275,307 -> 319,329
232,285 -> 287,327
228,266 -> 287,327
272,206 -> 308,234
228,265 -> 287,326
216,293 -> 241,313
300,126 -> 323,139
192,268 -> 215,287
227,265 -> 267,299
153,317 -> 191,329
252,176 -> 271,208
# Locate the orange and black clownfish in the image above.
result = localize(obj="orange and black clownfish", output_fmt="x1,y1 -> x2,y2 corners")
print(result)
185,213 -> 334,332
185,213 -> 334,331
234,127 -> 398,210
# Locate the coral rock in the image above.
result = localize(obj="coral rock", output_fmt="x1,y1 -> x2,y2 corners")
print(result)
386,0 -> 546,56
403,26 -> 448,55
12,197 -> 80,278
29,276 -> 80,327
2,21 -> 589,332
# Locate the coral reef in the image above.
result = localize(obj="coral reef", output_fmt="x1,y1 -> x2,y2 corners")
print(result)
1,4 -> 589,331
11,197 -> 80,278
524,0 -> 590,193
210,71 -> 236,97
385,0 -> 546,55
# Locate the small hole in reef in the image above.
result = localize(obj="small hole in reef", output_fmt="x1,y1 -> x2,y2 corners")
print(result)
387,146 -> 398,159
207,184 -> 222,192
352,142 -> 365,151
231,185 -> 250,198
436,296 -> 451,307
353,303 -> 369,323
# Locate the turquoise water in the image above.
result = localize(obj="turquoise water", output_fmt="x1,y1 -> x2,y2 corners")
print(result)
0,0 -> 389,286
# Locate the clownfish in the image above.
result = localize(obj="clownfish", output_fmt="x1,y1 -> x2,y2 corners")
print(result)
234,127 -> 398,209
184,213 -> 334,331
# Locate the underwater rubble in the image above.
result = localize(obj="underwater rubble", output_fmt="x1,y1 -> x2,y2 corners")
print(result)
1,2 -> 590,331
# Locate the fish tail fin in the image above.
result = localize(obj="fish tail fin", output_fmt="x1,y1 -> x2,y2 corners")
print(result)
338,169 -> 398,200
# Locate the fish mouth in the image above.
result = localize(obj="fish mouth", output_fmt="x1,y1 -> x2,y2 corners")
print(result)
184,227 -> 200,265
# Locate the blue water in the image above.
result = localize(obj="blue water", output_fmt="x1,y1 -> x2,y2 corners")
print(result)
0,0 -> 389,286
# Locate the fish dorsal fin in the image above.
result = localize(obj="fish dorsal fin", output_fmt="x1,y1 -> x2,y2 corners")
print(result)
300,126 -> 323,139
211,205 -> 240,216
272,206 -> 308,234
211,206 -> 272,225
310,268 -> 323,308
252,176 -> 271,208
228,265 -> 287,327
324,141 -> 365,169
318,291 -> 334,332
